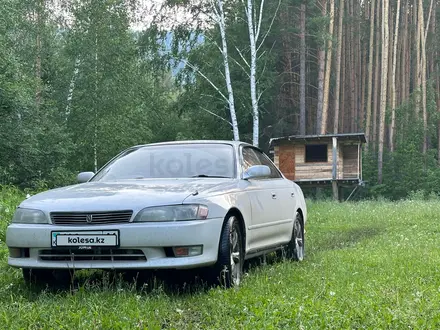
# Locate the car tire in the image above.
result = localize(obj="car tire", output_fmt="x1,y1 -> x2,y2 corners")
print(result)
209,215 -> 244,288
22,268 -> 55,286
285,212 -> 305,261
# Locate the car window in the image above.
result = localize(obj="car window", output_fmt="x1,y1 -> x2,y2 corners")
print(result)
242,147 -> 261,171
242,147 -> 282,179
253,149 -> 282,179
91,144 -> 235,181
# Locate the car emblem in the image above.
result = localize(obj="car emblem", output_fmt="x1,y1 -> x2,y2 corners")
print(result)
86,214 -> 93,223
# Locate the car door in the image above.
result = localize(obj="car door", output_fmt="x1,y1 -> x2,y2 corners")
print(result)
241,146 -> 295,251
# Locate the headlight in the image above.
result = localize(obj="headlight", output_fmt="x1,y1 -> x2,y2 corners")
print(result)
12,208 -> 48,224
133,205 -> 209,222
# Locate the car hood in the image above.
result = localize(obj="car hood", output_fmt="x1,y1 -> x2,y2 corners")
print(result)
19,179 -> 239,213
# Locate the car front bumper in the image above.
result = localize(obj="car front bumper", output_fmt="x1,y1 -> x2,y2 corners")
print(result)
6,218 -> 224,270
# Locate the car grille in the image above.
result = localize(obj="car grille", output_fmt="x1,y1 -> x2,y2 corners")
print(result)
50,211 -> 133,225
39,249 -> 146,261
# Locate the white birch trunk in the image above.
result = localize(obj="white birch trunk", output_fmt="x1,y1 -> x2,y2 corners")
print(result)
243,0 -> 279,146
65,58 -> 81,118
216,0 -> 240,141
94,34 -> 98,173
246,0 -> 259,146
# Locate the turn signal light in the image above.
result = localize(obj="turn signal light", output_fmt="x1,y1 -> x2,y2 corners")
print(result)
172,245 -> 203,257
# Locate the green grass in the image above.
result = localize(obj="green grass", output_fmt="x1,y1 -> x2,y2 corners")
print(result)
1,190 -> 440,329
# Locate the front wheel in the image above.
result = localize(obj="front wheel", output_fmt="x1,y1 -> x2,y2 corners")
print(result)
209,215 -> 244,288
286,212 -> 305,261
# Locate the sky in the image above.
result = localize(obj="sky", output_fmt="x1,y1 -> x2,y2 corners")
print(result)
50,0 -> 207,31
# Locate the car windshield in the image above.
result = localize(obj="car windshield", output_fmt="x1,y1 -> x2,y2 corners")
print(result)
91,143 -> 235,181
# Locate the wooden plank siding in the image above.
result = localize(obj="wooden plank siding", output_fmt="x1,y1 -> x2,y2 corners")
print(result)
294,143 -> 333,180
273,140 -> 361,182
278,145 -> 295,180
342,145 -> 359,179
337,146 -> 344,179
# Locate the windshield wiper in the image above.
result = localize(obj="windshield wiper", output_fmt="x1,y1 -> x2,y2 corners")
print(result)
191,174 -> 230,178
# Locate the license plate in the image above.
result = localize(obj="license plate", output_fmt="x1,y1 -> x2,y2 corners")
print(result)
51,230 -> 119,248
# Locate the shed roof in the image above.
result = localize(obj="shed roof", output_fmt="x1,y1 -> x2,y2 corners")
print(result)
270,133 -> 366,145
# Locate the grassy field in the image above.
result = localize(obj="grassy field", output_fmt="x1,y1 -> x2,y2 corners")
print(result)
2,190 -> 440,329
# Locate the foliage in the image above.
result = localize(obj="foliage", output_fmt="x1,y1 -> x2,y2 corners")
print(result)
0,186 -> 25,241
0,0 -> 440,200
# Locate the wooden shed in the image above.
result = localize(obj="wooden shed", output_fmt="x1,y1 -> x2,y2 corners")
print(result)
270,133 -> 366,200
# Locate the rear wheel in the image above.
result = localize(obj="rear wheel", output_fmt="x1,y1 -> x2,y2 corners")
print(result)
209,215 -> 244,288
286,212 -> 305,261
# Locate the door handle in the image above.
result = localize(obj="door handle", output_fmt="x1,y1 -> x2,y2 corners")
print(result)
272,193 -> 277,199
291,192 -> 295,197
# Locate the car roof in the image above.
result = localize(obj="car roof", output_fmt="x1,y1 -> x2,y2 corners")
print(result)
130,140 -> 255,149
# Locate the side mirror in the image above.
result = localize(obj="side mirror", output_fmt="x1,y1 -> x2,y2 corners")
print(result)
77,172 -> 95,183
243,165 -> 271,180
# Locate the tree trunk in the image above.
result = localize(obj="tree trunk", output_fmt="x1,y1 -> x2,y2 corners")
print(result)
414,0 -> 421,118
316,0 -> 327,133
406,4 -> 411,102
246,0 -> 259,146
349,0 -> 356,132
437,61 -> 440,165
35,0 -> 44,110
94,33 -> 99,173
360,24 -> 367,132
216,0 -> 240,141
356,0 -> 362,131
65,58 -> 81,118
321,0 -> 335,134
340,27 -> 346,132
400,0 -> 408,104
418,0 -> 427,154
372,0 -> 381,151
333,0 -> 344,134
365,0 -> 375,149
299,2 -> 306,135
390,0 -> 401,152
378,0 -> 389,184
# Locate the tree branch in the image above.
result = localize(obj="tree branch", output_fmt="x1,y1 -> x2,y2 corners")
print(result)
199,106 -> 233,126
255,0 -> 265,41
257,0 -> 281,52
235,46 -> 250,67
184,60 -> 228,103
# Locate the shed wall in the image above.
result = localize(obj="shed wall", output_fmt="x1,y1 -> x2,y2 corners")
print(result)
273,139 -> 362,181
294,143 -> 333,180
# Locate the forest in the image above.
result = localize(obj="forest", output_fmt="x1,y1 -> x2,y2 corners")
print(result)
1,0 -> 440,199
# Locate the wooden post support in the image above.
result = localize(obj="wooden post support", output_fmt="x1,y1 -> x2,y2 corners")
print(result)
332,137 -> 338,201
357,143 -> 361,180
332,180 -> 339,201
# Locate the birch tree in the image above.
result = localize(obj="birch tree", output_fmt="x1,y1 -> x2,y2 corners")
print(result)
65,58 -> 81,118
212,0 -> 240,141
243,0 -> 280,146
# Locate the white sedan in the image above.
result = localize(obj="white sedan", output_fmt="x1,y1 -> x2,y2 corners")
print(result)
6,140 -> 307,287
